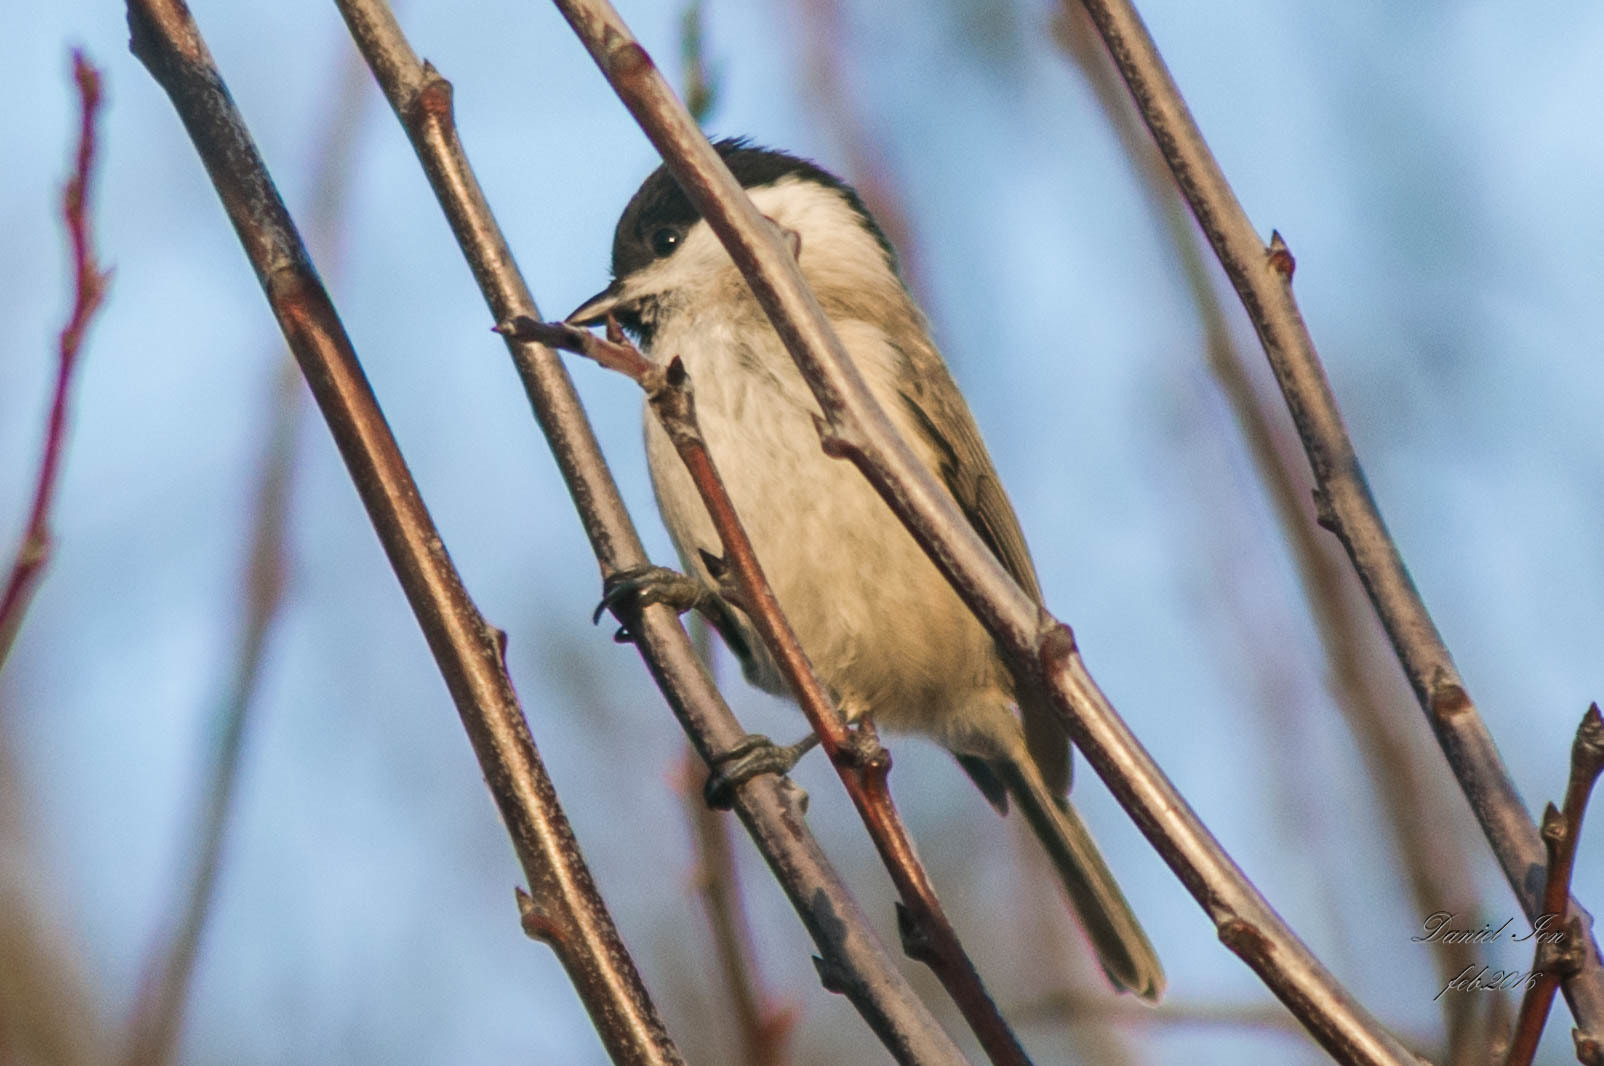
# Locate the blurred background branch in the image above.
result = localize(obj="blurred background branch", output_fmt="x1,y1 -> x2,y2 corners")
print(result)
0,50 -> 107,672
117,48 -> 371,1066
3,1 -> 1599,1063
679,752 -> 796,1066
125,0 -> 685,1060
1050,6 -> 1490,1060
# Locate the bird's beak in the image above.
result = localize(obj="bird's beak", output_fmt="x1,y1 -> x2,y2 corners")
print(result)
566,279 -> 629,327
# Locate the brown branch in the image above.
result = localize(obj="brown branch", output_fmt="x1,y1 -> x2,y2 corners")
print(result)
549,2 -> 1422,1063
0,51 -> 109,673
124,4 -> 685,1063
1074,0 -> 1604,1043
328,2 -> 971,1062
1505,705 -> 1604,1066
679,754 -> 795,1066
508,314 -> 1034,1066
1050,7 -> 1488,1058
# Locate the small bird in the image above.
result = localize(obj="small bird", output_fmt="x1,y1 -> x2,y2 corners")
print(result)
568,139 -> 1162,999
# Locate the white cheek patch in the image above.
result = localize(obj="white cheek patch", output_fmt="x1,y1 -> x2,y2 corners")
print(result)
748,178 -> 885,274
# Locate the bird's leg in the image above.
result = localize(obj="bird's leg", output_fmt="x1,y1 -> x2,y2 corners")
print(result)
703,732 -> 822,809
594,564 -> 746,652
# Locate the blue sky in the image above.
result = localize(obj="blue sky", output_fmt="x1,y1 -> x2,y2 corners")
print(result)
3,1 -> 1602,1063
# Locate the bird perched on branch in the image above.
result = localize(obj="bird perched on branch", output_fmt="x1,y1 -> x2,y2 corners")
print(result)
568,138 -> 1162,999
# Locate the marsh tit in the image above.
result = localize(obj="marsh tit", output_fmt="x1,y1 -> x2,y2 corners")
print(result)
568,139 -> 1162,999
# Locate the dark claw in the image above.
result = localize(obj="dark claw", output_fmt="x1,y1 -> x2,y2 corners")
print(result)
703,732 -> 821,809
594,564 -> 712,640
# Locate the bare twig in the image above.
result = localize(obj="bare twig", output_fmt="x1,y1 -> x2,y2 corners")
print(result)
508,315 -> 1034,1066
550,2 -> 1422,1063
1505,706 -> 1604,1066
1014,988 -> 1317,1038
125,4 -> 684,1062
678,0 -> 717,124
119,362 -> 301,1066
329,3 -> 970,1061
0,51 -> 108,672
679,754 -> 795,1066
1070,0 -> 1604,1041
1050,7 -> 1487,1057
789,0 -> 924,298
119,48 -> 370,1065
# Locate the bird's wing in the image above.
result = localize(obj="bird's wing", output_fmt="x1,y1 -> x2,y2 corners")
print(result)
895,341 -> 1071,797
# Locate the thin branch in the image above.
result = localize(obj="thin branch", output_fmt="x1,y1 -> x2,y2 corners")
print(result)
1013,988 -> 1319,1038
124,4 -> 683,1063
550,2 -> 1422,1062
118,48 -> 370,1065
509,315 -> 1034,1066
678,0 -> 717,125
1050,7 -> 1488,1057
1072,0 -> 1604,1041
0,50 -> 109,672
1505,706 -> 1604,1066
789,0 -> 925,299
119,361 -> 301,1066
679,754 -> 795,1066
328,2 -> 971,1061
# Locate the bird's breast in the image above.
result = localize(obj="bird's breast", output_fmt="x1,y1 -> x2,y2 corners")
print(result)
641,316 -> 1009,737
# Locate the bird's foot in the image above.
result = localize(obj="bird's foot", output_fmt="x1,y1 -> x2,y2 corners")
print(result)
594,565 -> 716,643
703,732 -> 821,809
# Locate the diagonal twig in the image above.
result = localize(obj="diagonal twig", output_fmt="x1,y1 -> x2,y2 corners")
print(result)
1050,7 -> 1489,1058
1070,0 -> 1604,1043
327,2 -> 971,1061
124,3 -> 684,1062
549,2 -> 1423,1062
0,51 -> 109,673
505,315 -> 1035,1066
1505,705 -> 1604,1066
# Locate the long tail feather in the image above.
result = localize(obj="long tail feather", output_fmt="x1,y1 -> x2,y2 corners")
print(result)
997,756 -> 1164,1000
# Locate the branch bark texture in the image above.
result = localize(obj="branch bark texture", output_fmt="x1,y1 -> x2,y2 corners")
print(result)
550,2 -> 1423,1063
508,317 -> 1034,1066
1072,0 -> 1604,1041
1506,706 -> 1604,1065
125,3 -> 682,1062
1051,7 -> 1487,1057
328,2 -> 972,1062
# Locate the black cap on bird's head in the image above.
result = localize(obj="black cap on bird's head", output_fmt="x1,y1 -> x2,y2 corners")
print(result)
566,138 -> 897,333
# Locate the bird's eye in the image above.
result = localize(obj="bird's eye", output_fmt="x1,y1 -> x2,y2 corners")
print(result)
649,227 -> 682,257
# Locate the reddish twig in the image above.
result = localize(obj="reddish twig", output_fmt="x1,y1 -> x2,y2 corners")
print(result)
679,754 -> 795,1066
328,3 -> 968,1060
549,3 -> 1421,1062
1071,0 -> 1604,1041
0,51 -> 109,672
125,4 -> 684,1062
508,314 -> 1033,1066
1505,705 -> 1604,1066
